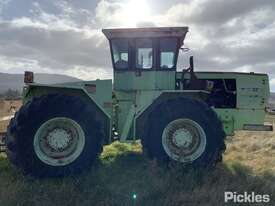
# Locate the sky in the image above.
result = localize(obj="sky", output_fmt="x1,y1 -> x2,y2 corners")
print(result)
0,0 -> 274,91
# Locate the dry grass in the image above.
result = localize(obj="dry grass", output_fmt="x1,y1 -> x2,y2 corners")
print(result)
0,100 -> 21,135
224,114 -> 275,174
225,131 -> 275,173
0,100 -> 21,118
0,111 -> 274,205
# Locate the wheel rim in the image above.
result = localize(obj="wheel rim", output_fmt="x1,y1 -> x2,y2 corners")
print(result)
33,117 -> 85,166
162,118 -> 206,163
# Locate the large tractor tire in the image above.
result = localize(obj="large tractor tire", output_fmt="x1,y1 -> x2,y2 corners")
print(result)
142,97 -> 226,167
5,94 -> 103,177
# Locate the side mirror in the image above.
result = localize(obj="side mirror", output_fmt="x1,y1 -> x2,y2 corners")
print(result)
180,47 -> 189,52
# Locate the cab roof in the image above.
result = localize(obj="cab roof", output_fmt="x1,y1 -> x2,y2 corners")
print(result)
102,27 -> 188,40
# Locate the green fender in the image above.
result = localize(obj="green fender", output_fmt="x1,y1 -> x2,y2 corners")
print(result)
23,80 -> 112,144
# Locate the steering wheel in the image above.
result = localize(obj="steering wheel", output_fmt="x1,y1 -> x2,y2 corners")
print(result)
115,60 -> 128,68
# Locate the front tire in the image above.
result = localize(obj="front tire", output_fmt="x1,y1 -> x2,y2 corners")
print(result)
6,94 -> 103,177
142,97 -> 226,167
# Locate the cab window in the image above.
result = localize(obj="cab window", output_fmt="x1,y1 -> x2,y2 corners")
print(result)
111,39 -> 129,69
136,39 -> 153,69
160,38 -> 177,69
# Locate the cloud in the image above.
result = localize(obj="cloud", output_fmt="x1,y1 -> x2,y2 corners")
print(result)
0,1 -> 112,80
0,19 -> 110,66
191,0 -> 274,25
0,0 -> 11,15
158,0 -> 275,26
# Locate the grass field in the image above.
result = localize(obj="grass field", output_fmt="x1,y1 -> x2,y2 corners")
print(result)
0,113 -> 274,205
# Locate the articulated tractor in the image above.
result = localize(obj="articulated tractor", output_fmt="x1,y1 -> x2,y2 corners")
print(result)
5,27 -> 271,177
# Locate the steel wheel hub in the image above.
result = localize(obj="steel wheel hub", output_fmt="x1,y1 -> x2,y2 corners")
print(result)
162,118 -> 206,163
33,117 -> 85,166
47,128 -> 72,151
172,128 -> 193,147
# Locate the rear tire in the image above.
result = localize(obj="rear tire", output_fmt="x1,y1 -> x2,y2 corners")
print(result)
5,94 -> 103,177
142,97 -> 226,167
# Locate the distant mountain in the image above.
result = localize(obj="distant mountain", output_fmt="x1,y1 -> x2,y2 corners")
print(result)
0,73 -> 81,93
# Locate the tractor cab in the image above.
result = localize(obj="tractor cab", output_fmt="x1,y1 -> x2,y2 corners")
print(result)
103,27 -> 188,91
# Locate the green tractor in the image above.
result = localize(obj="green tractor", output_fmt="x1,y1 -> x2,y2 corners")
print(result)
5,27 -> 272,177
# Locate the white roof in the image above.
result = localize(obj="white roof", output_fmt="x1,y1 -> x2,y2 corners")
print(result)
102,27 -> 188,39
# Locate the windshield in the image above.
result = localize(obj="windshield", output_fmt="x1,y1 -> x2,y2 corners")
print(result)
160,38 -> 178,69
136,39 -> 153,69
111,39 -> 129,69
111,38 -> 178,70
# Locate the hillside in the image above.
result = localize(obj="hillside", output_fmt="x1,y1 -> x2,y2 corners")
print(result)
0,73 -> 81,93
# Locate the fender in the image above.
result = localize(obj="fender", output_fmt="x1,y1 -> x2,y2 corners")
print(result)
23,80 -> 112,144
134,90 -> 209,140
